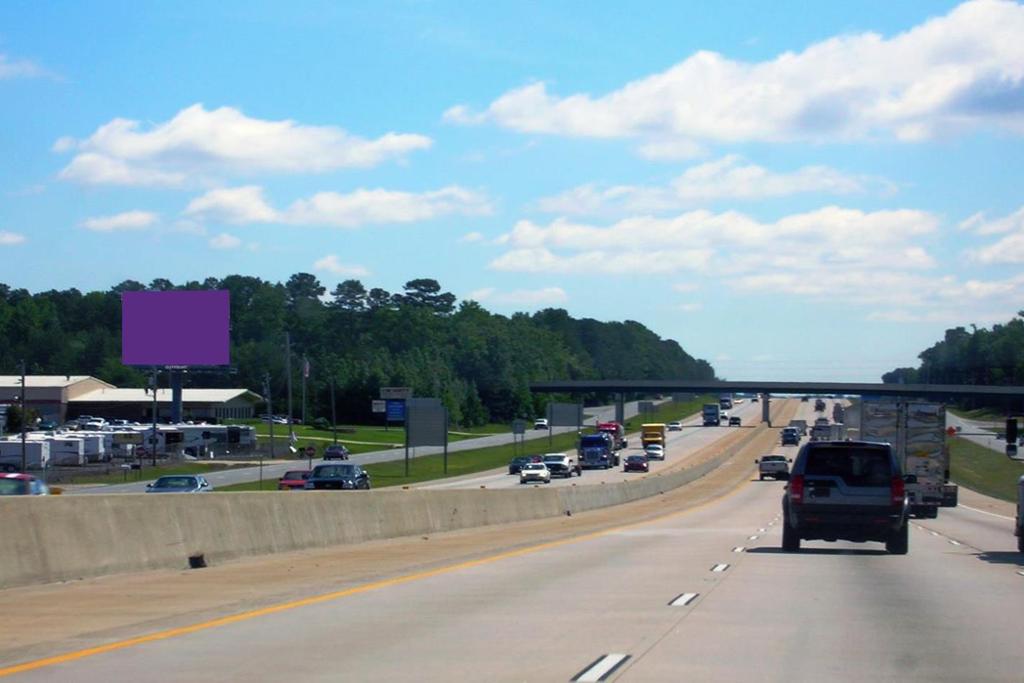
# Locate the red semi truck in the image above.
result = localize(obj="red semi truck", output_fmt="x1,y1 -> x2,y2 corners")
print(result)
596,422 -> 628,449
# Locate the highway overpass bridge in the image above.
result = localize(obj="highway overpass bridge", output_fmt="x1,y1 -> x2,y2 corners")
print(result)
529,379 -> 1024,424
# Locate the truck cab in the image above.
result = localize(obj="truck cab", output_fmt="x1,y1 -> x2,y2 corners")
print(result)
702,404 -> 721,426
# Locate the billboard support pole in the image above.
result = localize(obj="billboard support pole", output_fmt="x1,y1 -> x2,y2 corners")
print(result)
285,332 -> 294,438
264,373 -> 274,459
19,359 -> 26,474
330,376 -> 338,445
149,368 -> 158,468
301,354 -> 308,427
170,369 -> 183,423
404,420 -> 410,477
443,408 -> 449,475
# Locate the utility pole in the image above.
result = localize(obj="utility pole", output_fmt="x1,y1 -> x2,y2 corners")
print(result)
301,354 -> 308,427
264,373 -> 275,459
330,375 -> 338,445
285,332 -> 294,444
19,360 -> 26,473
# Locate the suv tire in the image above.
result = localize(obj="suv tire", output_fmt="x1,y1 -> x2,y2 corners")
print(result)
782,520 -> 800,552
1017,531 -> 1024,554
886,523 -> 909,555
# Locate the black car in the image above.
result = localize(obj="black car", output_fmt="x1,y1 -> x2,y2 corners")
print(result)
323,444 -> 350,460
623,454 -> 649,472
305,463 -> 371,490
729,416 -> 742,427
508,456 -> 532,474
782,441 -> 910,554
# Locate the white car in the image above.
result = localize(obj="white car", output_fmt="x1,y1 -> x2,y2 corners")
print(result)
719,411 -> 730,423
667,421 -> 683,431
643,444 -> 665,460
519,462 -> 551,484
533,418 -> 549,430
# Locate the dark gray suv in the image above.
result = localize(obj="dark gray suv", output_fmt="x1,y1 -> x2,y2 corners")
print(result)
782,441 -> 910,554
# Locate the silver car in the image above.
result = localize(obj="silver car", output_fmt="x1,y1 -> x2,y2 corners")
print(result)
146,474 -> 213,493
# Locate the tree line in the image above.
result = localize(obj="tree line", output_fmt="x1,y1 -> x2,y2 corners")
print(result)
882,311 -> 1024,410
0,275 -> 716,426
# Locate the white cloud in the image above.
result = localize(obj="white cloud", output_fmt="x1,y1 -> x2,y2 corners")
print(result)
960,206 -> 1024,235
459,231 -> 485,243
448,1 -> 1024,143
490,246 -> 713,275
184,185 -> 491,228
673,283 -> 700,293
184,186 -> 279,224
0,231 -> 26,245
208,233 -> 242,250
678,302 -> 703,313
537,156 -> 876,216
55,104 -> 433,187
468,286 -> 568,306
0,54 -> 48,79
313,255 -> 370,277
635,139 -> 705,161
965,205 -> 1024,263
80,210 -> 158,232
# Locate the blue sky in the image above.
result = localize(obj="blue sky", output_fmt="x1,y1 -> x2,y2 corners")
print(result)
3,0 -> 1024,381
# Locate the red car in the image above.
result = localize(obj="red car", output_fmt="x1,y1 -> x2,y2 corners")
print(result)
278,470 -> 311,490
623,455 -> 650,472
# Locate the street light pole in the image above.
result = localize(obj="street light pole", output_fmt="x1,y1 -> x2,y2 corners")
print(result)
331,375 -> 338,445
264,373 -> 275,459
285,332 -> 294,443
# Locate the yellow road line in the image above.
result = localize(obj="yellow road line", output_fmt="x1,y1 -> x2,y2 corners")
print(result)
0,472 -> 755,678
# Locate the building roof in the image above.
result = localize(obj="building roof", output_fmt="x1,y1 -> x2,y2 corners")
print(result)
70,388 -> 263,404
0,375 -> 114,389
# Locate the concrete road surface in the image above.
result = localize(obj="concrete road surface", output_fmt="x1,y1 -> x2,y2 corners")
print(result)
9,398 -> 1018,681
71,401 -> 658,494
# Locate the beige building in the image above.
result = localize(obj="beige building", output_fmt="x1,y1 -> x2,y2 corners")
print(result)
0,376 -> 261,424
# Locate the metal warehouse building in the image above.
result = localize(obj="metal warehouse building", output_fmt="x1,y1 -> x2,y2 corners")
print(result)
0,376 -> 262,424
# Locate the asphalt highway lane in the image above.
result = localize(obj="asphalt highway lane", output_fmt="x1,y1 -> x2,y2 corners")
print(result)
11,401 -> 1021,682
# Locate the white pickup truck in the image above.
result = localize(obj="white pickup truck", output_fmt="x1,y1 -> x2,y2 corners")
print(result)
755,454 -> 791,481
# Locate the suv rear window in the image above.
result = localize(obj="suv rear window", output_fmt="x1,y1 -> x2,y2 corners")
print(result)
804,446 -> 892,486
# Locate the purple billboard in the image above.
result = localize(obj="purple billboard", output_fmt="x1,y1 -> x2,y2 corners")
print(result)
122,291 -> 230,366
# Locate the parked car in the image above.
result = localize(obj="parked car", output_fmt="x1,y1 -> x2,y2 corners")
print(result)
145,475 -> 212,493
323,444 -> 350,460
624,454 -> 649,472
36,420 -> 58,431
305,463 -> 371,490
533,418 -> 549,430
667,421 -> 683,431
782,441 -> 910,554
0,473 -> 49,496
755,454 -> 791,480
643,444 -> 665,460
729,416 -> 742,427
278,470 -> 311,490
508,455 -> 533,474
542,453 -> 580,478
519,462 -> 551,484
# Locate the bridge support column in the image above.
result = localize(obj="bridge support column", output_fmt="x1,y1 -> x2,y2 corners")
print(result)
615,393 -> 625,425
762,393 -> 771,427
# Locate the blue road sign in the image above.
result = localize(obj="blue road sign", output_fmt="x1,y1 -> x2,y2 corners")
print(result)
386,399 -> 406,422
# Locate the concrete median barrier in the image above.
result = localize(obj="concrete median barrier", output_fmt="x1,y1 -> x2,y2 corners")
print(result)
0,403 -> 791,588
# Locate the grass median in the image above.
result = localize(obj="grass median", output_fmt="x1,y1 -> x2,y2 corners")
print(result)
949,436 -> 1021,502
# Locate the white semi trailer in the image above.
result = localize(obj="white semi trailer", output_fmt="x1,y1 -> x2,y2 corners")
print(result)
860,400 -> 958,519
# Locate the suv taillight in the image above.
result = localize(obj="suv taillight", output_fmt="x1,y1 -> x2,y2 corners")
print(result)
891,476 -> 905,505
789,474 -> 804,504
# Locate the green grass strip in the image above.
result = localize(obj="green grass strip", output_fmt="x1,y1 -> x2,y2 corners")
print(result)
948,436 -> 1022,502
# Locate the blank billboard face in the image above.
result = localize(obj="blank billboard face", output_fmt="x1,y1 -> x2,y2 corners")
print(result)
122,291 -> 230,366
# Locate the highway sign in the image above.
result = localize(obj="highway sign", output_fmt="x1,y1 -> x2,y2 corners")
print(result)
946,426 -> 957,437
386,399 -> 406,422
371,400 -> 386,413
381,387 -> 412,400
511,419 -> 527,435
407,400 -> 447,447
547,402 -> 582,427
305,445 -> 316,457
